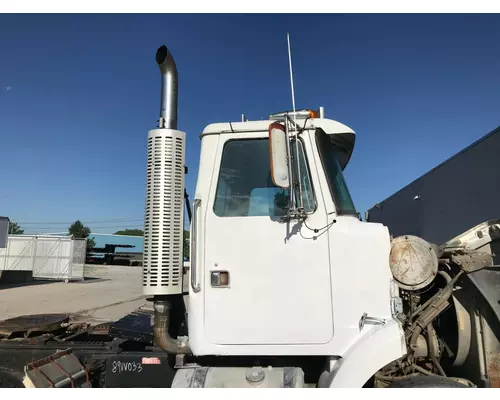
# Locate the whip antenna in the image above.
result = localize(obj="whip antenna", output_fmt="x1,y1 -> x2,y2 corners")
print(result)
286,33 -> 304,211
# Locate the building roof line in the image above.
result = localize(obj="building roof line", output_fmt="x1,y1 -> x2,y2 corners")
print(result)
370,125 -> 500,209
90,233 -> 144,238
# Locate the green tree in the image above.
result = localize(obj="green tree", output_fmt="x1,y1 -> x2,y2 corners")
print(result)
87,236 -> 96,251
114,229 -> 144,236
68,220 -> 91,238
9,222 -> 24,235
68,220 -> 93,251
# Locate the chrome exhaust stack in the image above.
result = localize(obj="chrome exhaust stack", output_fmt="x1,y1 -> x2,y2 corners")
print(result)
156,45 -> 178,130
143,45 -> 189,354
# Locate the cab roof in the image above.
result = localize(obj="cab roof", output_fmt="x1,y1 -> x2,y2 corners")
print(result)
200,118 -> 356,169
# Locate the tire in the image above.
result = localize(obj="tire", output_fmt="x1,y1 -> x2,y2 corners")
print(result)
389,376 -> 469,388
0,369 -> 25,388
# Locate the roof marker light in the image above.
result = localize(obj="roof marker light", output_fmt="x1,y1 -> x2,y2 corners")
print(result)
268,109 -> 320,120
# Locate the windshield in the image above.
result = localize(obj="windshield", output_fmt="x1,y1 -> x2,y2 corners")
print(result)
315,129 -> 357,216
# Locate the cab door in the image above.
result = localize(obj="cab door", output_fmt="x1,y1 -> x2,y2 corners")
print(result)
202,133 -> 333,346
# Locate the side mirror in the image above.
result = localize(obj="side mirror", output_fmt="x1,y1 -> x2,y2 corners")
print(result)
0,216 -> 9,248
268,122 -> 290,189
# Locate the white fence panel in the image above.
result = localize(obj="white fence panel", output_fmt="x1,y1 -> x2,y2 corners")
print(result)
0,236 -> 36,271
70,239 -> 86,280
0,235 -> 86,282
33,237 -> 73,281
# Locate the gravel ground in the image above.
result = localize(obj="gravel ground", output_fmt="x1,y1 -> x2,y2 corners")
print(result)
0,265 -> 148,324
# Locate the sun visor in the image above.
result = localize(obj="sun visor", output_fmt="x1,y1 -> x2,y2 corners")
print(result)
322,130 -> 356,170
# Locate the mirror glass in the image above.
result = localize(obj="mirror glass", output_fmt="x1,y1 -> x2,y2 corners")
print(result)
268,122 -> 290,189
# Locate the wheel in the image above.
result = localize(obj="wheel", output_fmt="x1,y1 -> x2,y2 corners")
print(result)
389,376 -> 469,388
0,369 -> 25,388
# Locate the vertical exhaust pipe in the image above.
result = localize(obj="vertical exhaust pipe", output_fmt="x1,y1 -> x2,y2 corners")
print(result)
143,45 -> 189,354
156,45 -> 178,130
154,300 -> 190,354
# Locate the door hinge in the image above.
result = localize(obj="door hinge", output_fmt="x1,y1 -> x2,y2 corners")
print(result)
391,296 -> 403,318
389,278 -> 404,319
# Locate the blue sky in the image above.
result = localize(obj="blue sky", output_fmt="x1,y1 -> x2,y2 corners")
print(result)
1,14 -> 499,234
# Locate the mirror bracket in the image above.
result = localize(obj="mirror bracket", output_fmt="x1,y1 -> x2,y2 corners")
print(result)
279,207 -> 307,223
269,117 -> 309,223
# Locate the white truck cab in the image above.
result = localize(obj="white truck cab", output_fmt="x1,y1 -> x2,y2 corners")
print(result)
182,116 -> 408,386
143,45 -> 488,389
188,116 -> 405,362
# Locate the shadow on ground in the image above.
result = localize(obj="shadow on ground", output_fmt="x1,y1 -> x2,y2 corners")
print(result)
0,276 -> 109,289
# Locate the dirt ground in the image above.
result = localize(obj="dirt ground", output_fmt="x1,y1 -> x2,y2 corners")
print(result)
0,265 -> 148,324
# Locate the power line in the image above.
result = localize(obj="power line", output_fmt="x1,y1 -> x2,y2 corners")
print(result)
25,224 -> 145,230
17,218 -> 144,225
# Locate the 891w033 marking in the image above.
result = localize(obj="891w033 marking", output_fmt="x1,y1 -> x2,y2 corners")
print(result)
111,361 -> 143,374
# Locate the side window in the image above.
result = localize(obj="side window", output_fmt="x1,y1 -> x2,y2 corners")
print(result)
291,138 -> 315,213
213,138 -> 315,217
213,177 -> 229,216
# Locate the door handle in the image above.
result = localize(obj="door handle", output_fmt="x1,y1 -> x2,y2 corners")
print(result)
191,199 -> 201,293
359,312 -> 386,331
